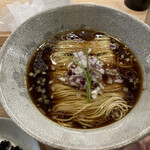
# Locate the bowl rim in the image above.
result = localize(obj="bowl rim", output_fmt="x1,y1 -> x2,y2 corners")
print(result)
0,3 -> 150,150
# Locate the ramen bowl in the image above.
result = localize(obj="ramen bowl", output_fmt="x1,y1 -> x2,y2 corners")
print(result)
0,4 -> 150,150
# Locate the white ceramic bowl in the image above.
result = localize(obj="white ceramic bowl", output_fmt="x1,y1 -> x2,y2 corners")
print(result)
0,4 -> 150,150
0,117 -> 40,150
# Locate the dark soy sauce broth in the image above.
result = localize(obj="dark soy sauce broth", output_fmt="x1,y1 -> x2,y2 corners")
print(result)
27,30 -> 143,129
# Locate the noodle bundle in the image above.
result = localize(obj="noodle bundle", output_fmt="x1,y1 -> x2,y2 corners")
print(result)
48,35 -> 130,128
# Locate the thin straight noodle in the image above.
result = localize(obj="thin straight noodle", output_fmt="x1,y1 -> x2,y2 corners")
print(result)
48,36 -> 131,128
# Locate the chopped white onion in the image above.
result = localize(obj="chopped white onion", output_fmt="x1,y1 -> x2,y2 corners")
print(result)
95,75 -> 99,79
58,77 -> 66,82
96,87 -> 101,92
80,58 -> 87,68
121,55 -> 124,59
35,69 -> 40,74
76,78 -> 80,84
42,72 -> 46,75
114,79 -> 123,83
51,95 -> 54,99
99,82 -> 105,89
42,95 -> 47,99
69,75 -> 74,81
41,89 -> 46,94
99,68 -> 105,74
67,62 -> 73,68
42,78 -> 46,82
99,91 -> 103,95
92,78 -> 97,82
129,78 -> 134,83
29,72 -> 34,77
126,58 -> 130,62
37,86 -> 42,92
49,80 -> 53,84
50,55 -> 57,65
73,51 -> 84,58
91,94 -> 97,99
88,48 -> 92,54
38,97 -> 42,102
91,90 -> 97,95
91,87 -> 100,99
123,87 -> 128,92
29,87 -> 33,91
44,100 -> 49,104
37,80 -> 40,84
66,51 -> 108,93
107,78 -> 113,84
74,66 -> 83,74
90,57 -> 97,65
70,82 -> 78,86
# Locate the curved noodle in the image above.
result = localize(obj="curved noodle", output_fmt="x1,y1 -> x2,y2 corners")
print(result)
49,83 -> 130,128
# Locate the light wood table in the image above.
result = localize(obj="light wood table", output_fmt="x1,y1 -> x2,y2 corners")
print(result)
0,0 -> 150,150
0,0 -> 150,46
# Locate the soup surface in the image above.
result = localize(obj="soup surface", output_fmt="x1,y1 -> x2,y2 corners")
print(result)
27,30 -> 143,129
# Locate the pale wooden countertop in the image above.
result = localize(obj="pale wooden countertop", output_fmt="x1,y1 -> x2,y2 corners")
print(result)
0,0 -> 149,46
0,0 -> 149,150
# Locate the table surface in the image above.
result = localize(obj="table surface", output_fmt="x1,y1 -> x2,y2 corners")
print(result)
0,0 -> 150,150
0,0 -> 150,46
